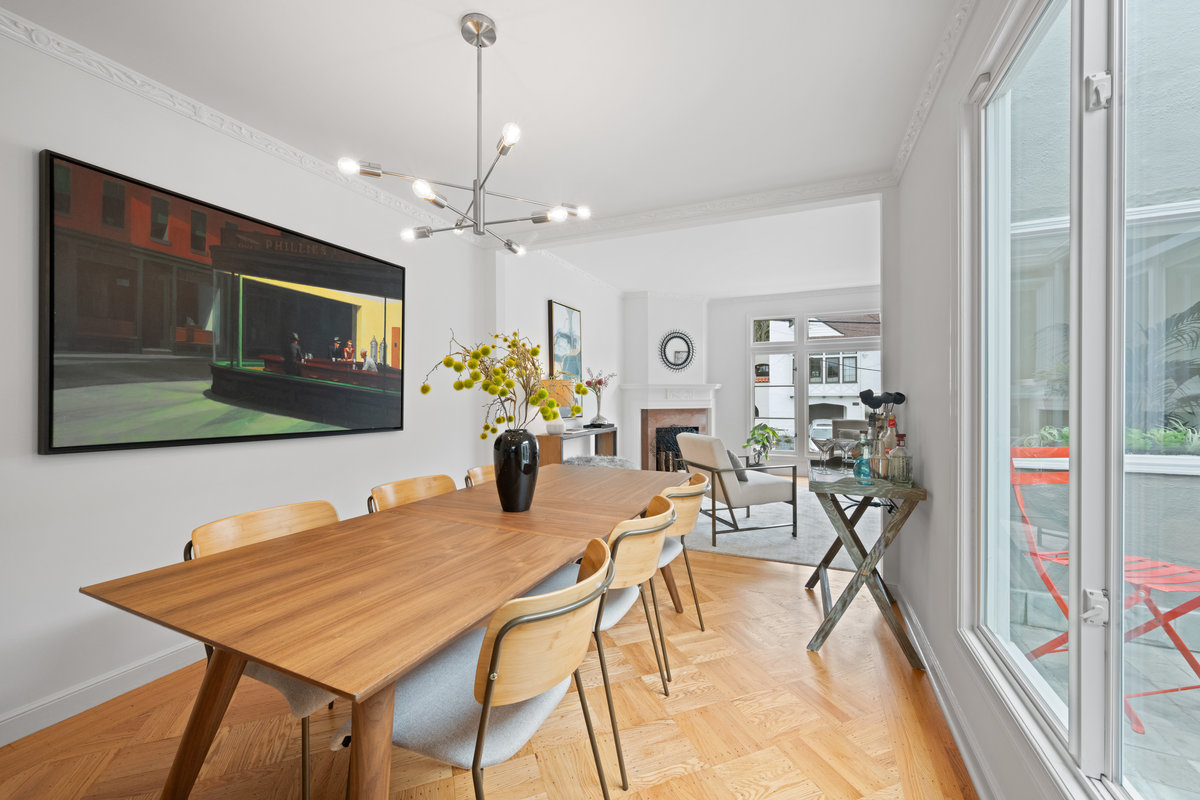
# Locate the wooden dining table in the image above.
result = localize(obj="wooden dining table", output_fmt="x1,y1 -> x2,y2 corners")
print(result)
80,464 -> 688,799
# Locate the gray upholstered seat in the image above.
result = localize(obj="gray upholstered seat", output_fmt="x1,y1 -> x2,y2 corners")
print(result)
657,536 -> 683,568
243,663 -> 337,719
331,627 -> 570,769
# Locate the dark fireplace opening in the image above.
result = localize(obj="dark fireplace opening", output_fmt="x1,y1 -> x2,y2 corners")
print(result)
654,425 -> 699,471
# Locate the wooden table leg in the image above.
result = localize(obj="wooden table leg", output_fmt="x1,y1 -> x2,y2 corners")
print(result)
660,565 -> 685,613
348,682 -> 397,799
161,648 -> 246,799
807,494 -> 925,670
804,496 -> 871,589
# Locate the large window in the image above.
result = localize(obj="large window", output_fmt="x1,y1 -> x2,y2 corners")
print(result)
977,1 -> 1200,796
749,312 -> 880,458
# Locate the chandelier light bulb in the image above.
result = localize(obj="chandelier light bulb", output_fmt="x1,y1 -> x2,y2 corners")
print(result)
504,239 -> 526,256
576,206 -> 592,220
400,228 -> 416,242
412,179 -> 436,201
337,157 -> 359,175
500,122 -> 522,147
547,206 -> 569,223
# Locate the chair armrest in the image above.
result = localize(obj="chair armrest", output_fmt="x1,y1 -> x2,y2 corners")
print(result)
679,459 -> 742,476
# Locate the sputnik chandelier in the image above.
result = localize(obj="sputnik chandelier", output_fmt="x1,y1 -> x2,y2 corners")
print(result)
337,12 -> 590,256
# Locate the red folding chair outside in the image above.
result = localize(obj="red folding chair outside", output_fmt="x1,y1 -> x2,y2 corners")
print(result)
1010,446 -> 1200,733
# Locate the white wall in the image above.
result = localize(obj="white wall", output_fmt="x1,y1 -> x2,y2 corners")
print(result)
496,249 -> 624,442
707,287 -> 881,447
0,31 -> 495,744
884,0 -> 1082,797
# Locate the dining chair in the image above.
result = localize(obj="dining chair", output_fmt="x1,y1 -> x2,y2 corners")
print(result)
657,473 -> 711,630
523,495 -> 676,790
333,538 -> 615,800
185,500 -> 340,800
367,473 -> 457,512
1011,446 -> 1200,733
464,463 -> 495,487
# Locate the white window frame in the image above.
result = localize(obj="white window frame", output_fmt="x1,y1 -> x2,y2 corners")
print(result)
959,0 -> 1129,795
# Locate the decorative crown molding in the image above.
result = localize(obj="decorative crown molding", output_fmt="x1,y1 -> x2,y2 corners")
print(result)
891,0 -> 978,178
525,170 -> 897,250
2,0 -> 977,250
0,8 -> 454,235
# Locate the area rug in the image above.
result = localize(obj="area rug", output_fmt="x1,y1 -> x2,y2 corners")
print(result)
680,491 -> 882,570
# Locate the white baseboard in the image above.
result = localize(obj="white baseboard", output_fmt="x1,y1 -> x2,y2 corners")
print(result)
892,589 -> 1003,800
0,642 -> 205,747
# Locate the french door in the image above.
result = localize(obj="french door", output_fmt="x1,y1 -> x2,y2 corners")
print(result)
978,0 -> 1200,796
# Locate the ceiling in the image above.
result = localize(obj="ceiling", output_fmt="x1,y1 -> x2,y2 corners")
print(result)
5,0 -> 962,294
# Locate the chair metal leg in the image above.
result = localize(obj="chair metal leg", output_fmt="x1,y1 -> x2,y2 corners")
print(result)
640,585 -> 669,695
575,669 -> 612,800
593,631 -> 629,790
301,715 -> 311,800
472,765 -> 486,799
648,577 -> 671,682
681,544 -> 705,631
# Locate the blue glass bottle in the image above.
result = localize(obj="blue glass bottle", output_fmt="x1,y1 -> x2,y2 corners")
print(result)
854,433 -> 872,484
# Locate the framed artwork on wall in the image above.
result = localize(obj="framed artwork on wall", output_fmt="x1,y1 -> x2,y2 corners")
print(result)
547,300 -> 582,381
38,150 -> 406,454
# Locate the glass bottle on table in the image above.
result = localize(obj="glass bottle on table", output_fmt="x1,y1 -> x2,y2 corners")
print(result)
880,413 -> 898,455
889,434 -> 912,486
853,433 -> 872,484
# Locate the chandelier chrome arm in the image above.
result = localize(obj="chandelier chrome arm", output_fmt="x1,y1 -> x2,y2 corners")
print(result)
337,12 -> 590,253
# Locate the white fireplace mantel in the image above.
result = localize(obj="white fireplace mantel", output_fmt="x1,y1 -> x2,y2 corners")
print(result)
619,383 -> 721,410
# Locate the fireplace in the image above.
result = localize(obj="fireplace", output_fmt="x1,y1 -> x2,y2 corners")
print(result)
654,425 -> 699,471
640,408 -> 709,470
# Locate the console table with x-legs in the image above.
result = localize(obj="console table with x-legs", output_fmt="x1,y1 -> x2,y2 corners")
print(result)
803,477 -> 928,670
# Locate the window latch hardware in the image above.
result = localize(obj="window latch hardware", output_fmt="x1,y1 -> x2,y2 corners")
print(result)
1085,72 -> 1112,111
1082,588 -> 1110,626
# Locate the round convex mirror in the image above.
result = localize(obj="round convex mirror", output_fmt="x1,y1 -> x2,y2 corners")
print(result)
658,330 -> 695,371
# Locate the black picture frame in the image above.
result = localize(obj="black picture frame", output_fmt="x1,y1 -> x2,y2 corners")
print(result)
38,150 -> 406,454
547,300 -> 582,381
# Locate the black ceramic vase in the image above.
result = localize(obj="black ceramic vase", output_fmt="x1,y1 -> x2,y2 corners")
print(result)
493,428 -> 539,512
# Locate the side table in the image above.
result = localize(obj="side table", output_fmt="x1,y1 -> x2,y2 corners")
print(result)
804,476 -> 928,669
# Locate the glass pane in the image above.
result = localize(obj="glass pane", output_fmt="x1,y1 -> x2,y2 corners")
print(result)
752,353 -> 795,451
1121,2 -> 1200,795
807,349 -> 881,453
844,356 -> 858,383
807,312 -> 881,340
981,0 -> 1071,726
809,356 -> 822,383
752,318 -> 795,343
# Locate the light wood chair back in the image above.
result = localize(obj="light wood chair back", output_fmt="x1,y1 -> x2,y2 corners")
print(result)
608,495 -> 676,591
191,500 -> 338,557
464,464 -> 495,488
474,538 -> 611,706
660,473 -> 709,538
369,474 -> 457,512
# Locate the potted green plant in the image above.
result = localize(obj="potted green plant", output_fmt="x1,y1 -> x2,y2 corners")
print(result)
743,423 -> 782,465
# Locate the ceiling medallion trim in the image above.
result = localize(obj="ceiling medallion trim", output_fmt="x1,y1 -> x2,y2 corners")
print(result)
0,8 -> 452,234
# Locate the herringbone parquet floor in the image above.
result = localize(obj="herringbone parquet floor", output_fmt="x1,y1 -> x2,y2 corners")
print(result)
0,552 -> 978,799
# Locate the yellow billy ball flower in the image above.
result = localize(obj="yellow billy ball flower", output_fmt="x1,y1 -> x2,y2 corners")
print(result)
470,350 -> 481,359
545,398 -> 558,408
490,426 -> 499,434
488,386 -> 499,395
534,387 -> 548,400
504,379 -> 516,389
498,387 -> 509,397
480,345 -> 491,355
420,383 -> 431,395
469,370 -> 482,381
570,404 -> 582,415
495,416 -> 505,424
574,383 -> 586,394
462,379 -> 474,388
530,347 -> 540,357
480,432 -> 488,440
452,362 -> 465,373
467,359 -> 479,370
453,380 -> 464,391
506,415 -> 515,423
442,356 -> 454,368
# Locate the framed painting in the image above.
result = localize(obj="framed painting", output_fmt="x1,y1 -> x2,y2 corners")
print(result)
38,150 -> 406,454
547,300 -> 582,381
